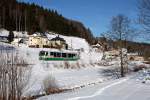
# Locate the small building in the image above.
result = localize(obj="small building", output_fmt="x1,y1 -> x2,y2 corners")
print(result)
104,49 -> 120,60
128,53 -> 144,61
28,33 -> 50,48
92,43 -> 103,52
0,28 -> 9,42
50,35 -> 68,50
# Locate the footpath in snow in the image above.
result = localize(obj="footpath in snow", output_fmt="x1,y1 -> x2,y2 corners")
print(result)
38,72 -> 150,100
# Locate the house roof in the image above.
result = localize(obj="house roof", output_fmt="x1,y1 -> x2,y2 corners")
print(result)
92,43 -> 101,47
13,31 -> 28,38
51,36 -> 65,42
0,28 -> 9,37
30,32 -> 47,38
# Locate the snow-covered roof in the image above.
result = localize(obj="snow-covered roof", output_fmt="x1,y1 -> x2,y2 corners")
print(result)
92,43 -> 101,47
127,53 -> 138,56
12,38 -> 23,43
51,35 -> 66,42
30,32 -> 47,38
0,29 -> 29,38
0,28 -> 9,37
13,31 -> 28,38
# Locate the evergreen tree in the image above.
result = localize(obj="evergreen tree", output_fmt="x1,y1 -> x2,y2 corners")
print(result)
8,31 -> 14,43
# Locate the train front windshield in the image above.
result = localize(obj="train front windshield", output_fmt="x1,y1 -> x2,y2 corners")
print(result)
39,51 -> 48,56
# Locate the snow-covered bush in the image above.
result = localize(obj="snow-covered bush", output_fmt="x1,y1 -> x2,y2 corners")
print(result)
64,61 -> 70,69
101,67 -> 121,79
43,74 -> 58,95
137,69 -> 150,84
133,64 -> 147,72
76,61 -> 81,68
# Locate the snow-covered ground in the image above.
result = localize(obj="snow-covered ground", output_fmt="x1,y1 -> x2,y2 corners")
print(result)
0,31 -> 149,99
38,70 -> 150,100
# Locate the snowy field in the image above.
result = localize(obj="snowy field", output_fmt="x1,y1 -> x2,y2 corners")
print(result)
38,70 -> 150,100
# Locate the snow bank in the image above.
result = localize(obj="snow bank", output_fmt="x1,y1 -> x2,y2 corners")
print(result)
136,69 -> 150,84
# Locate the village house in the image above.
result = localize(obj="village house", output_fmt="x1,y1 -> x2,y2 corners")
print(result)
92,43 -> 103,52
50,35 -> 68,50
127,53 -> 145,61
28,33 -> 50,48
104,49 -> 120,59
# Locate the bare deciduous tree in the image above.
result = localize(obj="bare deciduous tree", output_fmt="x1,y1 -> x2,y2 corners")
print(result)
138,0 -> 150,45
108,14 -> 131,77
0,48 -> 30,100
139,0 -> 150,37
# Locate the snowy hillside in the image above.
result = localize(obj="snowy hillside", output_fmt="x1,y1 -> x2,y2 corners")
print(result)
6,33 -> 102,97
46,33 -> 90,51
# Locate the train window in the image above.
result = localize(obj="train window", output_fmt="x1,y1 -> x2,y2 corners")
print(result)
45,52 -> 48,56
50,52 -> 54,56
72,54 -> 75,57
68,54 -> 73,58
56,52 -> 61,57
62,53 -> 67,58
39,51 -> 45,56
68,54 -> 71,58
54,52 -> 57,57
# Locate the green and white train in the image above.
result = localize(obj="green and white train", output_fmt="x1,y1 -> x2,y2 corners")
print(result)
39,50 -> 80,61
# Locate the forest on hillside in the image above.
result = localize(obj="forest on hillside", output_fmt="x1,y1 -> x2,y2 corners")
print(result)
0,0 -> 94,43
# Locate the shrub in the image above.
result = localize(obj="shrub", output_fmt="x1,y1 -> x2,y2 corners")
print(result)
43,75 -> 58,95
133,64 -> 147,72
76,62 -> 80,68
64,61 -> 70,69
